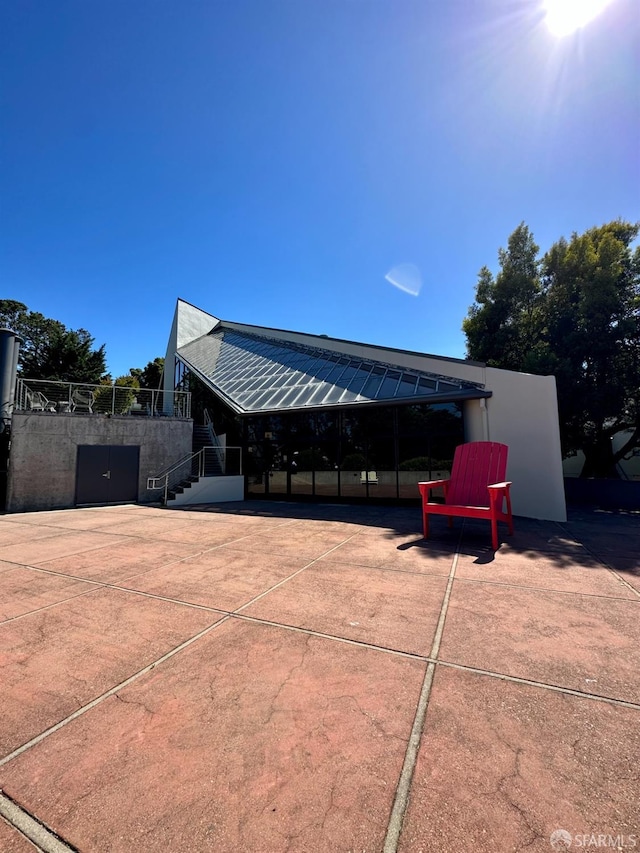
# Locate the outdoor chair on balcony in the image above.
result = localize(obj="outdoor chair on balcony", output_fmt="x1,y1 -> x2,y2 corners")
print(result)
26,389 -> 56,412
71,388 -> 94,413
418,441 -> 513,550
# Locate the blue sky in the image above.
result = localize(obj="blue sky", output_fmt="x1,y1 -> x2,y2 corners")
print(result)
2,0 -> 638,378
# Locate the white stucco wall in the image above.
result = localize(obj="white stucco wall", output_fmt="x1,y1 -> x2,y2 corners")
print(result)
465,369 -> 566,521
164,300 -> 220,400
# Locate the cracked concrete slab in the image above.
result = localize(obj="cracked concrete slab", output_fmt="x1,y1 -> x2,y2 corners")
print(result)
0,567 -> 94,622
0,502 -> 638,853
0,619 -> 425,853
0,530 -> 130,567
37,538 -> 204,583
89,515 -> 248,546
121,547 -> 313,611
226,524 -> 362,560
0,586 -> 220,757
0,522 -> 75,547
0,816 -> 40,852
454,549 -> 638,598
315,531 -> 456,575
241,561 -> 449,655
398,666 -> 640,853
440,580 -> 640,703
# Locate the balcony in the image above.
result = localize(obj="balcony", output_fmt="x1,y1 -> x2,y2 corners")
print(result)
14,378 -> 191,419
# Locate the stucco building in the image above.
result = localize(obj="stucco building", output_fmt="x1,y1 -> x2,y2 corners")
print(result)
164,299 -> 567,521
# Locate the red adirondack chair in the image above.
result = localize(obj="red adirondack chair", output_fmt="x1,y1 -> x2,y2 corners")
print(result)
418,442 -> 513,550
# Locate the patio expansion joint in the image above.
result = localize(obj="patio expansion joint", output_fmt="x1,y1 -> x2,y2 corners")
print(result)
0,531 -> 364,771
1,529 -> 371,627
0,584 -> 106,626
316,556 -> 453,580
435,659 -> 640,712
556,521 -> 640,599
0,565 -> 230,626
229,611 -> 428,661
0,790 -> 79,852
451,574 -> 640,602
0,615 -> 230,770
382,526 -> 463,853
232,529 -> 365,614
96,527 -> 365,617
226,612 -> 640,711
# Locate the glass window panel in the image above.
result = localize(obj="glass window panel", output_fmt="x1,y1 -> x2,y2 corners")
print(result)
396,402 -> 463,498
360,367 -> 385,399
336,389 -> 360,404
396,373 -> 418,397
313,363 -> 338,380
377,372 -> 401,399
344,366 -> 373,397
417,377 -> 437,393
337,364 -> 357,383
302,382 -> 333,407
339,411 -> 368,497
366,407 -> 397,499
321,364 -> 350,387
323,378 -> 358,404
280,370 -> 304,388
276,386 -> 308,408
243,389 -> 278,410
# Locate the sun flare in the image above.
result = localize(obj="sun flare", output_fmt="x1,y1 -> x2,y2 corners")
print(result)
544,0 -> 615,37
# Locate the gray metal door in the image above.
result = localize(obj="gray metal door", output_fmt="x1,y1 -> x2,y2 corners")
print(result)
76,445 -> 139,505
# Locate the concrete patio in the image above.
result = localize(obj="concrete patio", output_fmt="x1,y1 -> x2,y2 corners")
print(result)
0,501 -> 638,852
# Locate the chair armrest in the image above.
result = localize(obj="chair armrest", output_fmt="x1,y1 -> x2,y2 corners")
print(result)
419,479 -> 450,500
487,482 -> 512,490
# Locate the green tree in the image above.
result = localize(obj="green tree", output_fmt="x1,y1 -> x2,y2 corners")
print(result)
0,300 -> 106,383
463,220 -> 640,478
93,374 -> 139,414
462,223 -> 544,372
129,357 -> 164,389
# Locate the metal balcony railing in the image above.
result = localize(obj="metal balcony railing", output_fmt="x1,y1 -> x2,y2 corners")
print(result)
15,378 -> 191,419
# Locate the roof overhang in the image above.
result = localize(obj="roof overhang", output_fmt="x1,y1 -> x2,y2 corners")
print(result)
175,325 -> 490,416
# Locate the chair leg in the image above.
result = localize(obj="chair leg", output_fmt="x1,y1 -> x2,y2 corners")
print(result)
506,494 -> 514,535
491,517 -> 498,551
423,511 -> 429,540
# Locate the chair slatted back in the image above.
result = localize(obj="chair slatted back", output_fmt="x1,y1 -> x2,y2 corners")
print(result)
446,442 -> 508,507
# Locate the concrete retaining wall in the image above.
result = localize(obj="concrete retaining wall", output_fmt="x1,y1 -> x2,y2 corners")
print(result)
6,412 -> 193,512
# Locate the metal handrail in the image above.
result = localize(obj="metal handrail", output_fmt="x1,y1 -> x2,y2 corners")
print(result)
147,445 -> 243,504
147,451 -> 197,487
202,408 -> 227,471
15,378 -> 191,419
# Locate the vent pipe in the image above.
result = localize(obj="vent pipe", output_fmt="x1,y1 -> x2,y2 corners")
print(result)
0,329 -> 22,431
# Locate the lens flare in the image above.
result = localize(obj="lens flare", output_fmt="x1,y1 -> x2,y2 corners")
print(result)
385,263 -> 422,297
544,0 -> 615,37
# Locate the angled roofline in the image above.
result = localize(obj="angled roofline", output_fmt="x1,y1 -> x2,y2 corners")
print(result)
219,318 -> 485,368
176,347 -> 491,417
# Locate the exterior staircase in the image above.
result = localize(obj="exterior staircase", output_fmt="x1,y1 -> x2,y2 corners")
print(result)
192,424 -> 223,476
147,414 -> 244,507
165,416 -> 223,502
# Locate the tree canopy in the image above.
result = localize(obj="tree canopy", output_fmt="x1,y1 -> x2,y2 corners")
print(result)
463,220 -> 640,478
0,300 -> 107,383
129,357 -> 164,389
